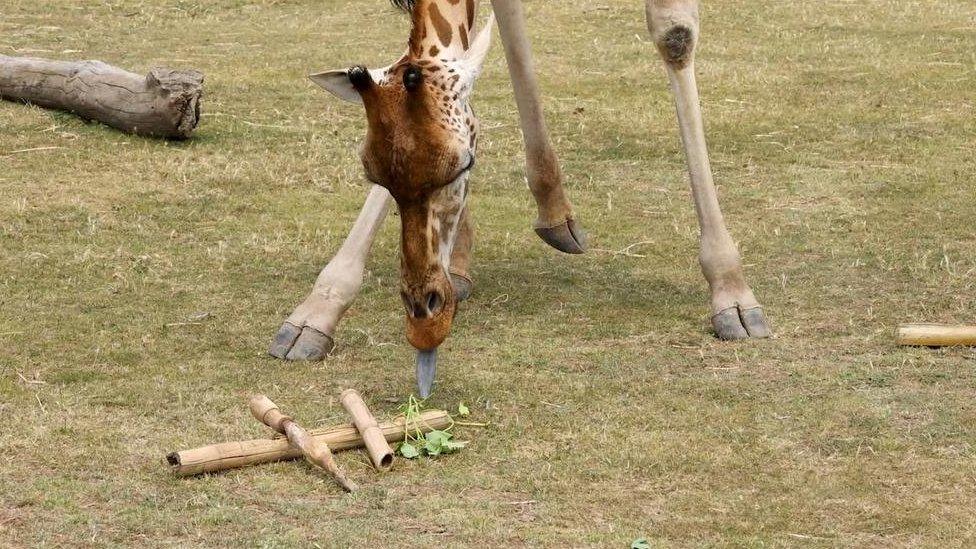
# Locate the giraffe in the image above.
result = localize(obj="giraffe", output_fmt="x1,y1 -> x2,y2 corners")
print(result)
268,0 -> 771,397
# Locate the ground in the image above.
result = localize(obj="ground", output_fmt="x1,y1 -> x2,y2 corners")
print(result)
2,0 -> 975,546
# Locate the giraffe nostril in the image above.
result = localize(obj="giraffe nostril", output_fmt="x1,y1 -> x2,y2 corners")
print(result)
426,291 -> 442,316
401,291 -> 419,318
403,291 -> 441,319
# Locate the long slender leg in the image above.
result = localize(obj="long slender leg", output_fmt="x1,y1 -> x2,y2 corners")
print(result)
269,184 -> 393,360
489,0 -> 586,254
449,206 -> 474,301
646,0 -> 770,339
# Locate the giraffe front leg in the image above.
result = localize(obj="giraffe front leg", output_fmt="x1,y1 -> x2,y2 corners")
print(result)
269,184 -> 393,360
646,0 -> 770,339
490,0 -> 586,254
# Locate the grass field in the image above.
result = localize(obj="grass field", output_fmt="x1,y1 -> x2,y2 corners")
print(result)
2,0 -> 976,546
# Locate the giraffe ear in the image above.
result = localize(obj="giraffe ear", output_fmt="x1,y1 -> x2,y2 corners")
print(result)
462,13 -> 494,75
309,69 -> 363,104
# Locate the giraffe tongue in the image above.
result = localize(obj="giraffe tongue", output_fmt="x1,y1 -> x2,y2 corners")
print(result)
416,348 -> 437,399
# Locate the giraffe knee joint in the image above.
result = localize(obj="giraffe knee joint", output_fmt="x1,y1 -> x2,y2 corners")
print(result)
657,25 -> 695,68
645,0 -> 700,68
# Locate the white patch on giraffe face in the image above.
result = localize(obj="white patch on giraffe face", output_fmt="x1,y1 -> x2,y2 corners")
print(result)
429,170 -> 470,270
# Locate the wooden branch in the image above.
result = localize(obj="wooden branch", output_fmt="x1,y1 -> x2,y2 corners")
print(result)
0,55 -> 202,139
249,395 -> 357,492
896,324 -> 976,347
167,409 -> 450,477
340,389 -> 394,471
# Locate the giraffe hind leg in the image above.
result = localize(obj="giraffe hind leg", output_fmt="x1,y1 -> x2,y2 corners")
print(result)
645,0 -> 771,339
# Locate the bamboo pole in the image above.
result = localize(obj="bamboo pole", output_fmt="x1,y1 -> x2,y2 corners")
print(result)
167,409 -> 449,477
339,389 -> 394,471
249,395 -> 357,492
896,324 -> 976,347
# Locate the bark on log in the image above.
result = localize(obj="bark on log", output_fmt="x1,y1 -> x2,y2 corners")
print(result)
896,324 -> 976,347
0,55 -> 203,139
167,409 -> 450,477
249,394 -> 358,492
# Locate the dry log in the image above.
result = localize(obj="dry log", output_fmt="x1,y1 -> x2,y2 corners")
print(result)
340,389 -> 394,471
896,324 -> 976,347
167,409 -> 450,477
0,55 -> 202,139
249,395 -> 358,492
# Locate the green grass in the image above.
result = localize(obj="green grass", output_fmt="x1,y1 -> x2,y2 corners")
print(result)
2,0 -> 976,545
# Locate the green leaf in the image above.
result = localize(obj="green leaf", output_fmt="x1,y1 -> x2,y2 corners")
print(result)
424,438 -> 443,456
631,538 -> 650,549
457,402 -> 470,417
398,442 -> 420,459
426,430 -> 451,445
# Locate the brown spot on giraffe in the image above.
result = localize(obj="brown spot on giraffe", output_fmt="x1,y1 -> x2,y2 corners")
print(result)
458,24 -> 469,50
427,2 -> 454,48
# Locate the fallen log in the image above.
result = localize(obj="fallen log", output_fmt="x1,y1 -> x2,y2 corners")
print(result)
896,323 -> 976,347
0,55 -> 203,139
167,409 -> 450,477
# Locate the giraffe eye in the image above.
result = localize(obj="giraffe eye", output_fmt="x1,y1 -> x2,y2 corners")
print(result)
403,66 -> 422,91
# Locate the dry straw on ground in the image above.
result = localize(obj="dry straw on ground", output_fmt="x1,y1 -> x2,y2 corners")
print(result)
2,0 -> 975,546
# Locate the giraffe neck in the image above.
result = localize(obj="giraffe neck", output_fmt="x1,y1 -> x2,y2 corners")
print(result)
409,0 -> 478,59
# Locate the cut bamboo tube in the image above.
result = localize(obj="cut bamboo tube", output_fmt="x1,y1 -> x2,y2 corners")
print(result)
339,389 -> 394,471
896,324 -> 976,347
249,395 -> 357,492
167,409 -> 449,477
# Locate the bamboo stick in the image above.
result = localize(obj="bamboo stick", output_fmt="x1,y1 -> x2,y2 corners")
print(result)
340,389 -> 394,471
896,324 -> 976,347
167,409 -> 449,477
249,395 -> 357,492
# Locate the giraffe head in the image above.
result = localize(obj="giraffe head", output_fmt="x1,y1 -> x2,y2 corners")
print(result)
311,0 -> 492,357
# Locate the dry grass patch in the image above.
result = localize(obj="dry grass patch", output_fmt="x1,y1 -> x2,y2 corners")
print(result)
2,0 -> 976,546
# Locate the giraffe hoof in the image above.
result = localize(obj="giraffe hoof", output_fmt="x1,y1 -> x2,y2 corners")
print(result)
450,273 -> 473,302
269,323 -> 335,361
740,307 -> 771,338
284,326 -> 335,361
711,306 -> 771,340
268,322 -> 302,358
534,218 -> 586,254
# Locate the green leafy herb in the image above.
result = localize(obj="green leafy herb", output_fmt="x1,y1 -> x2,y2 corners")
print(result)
394,395 -> 469,459
631,538 -> 650,549
398,441 -> 420,459
457,402 -> 470,417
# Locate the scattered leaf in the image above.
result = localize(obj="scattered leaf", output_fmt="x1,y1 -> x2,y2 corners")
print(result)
398,441 -> 420,459
458,402 -> 470,416
631,538 -> 650,549
396,395 -> 468,459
